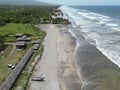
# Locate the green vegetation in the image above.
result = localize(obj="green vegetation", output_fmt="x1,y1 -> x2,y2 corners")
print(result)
0,5 -> 70,25
34,26 -> 46,41
0,45 -> 13,84
0,23 -> 36,36
0,5 -> 67,88
0,45 -> 12,59
0,23 -> 45,85
0,6 -> 56,25
0,23 -> 46,42
0,44 -> 31,85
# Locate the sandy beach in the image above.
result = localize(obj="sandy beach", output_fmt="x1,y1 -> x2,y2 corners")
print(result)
28,24 -> 82,90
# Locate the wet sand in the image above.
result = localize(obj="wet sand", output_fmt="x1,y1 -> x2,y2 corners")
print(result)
56,24 -> 82,90
28,24 -> 82,90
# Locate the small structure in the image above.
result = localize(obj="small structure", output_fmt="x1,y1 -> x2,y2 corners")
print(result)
33,44 -> 40,50
24,37 -> 31,41
16,37 -> 24,41
32,77 -> 45,81
15,34 -> 31,50
14,33 -> 23,38
16,35 -> 31,42
16,41 -> 26,49
32,40 -> 41,44
22,35 -> 27,38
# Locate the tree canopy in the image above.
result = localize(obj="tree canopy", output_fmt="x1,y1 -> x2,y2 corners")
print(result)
0,6 -> 57,25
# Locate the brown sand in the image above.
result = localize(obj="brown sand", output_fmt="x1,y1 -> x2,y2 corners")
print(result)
28,24 -> 82,90
56,24 -> 82,90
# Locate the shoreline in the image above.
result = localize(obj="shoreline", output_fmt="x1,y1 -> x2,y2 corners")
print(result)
28,24 -> 83,90
56,24 -> 83,90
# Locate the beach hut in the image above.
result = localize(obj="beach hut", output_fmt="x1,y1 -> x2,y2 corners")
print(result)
14,33 -> 23,38
16,35 -> 31,41
33,44 -> 40,50
16,37 -> 25,41
32,40 -> 41,44
24,37 -> 31,41
16,41 -> 26,49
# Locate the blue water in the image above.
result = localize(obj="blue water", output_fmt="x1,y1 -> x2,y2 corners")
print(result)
73,6 -> 120,18
60,6 -> 120,90
60,6 -> 120,67
73,6 -> 120,24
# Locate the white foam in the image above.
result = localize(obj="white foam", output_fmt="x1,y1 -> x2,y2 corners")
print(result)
101,18 -> 111,22
68,29 -> 81,60
78,12 -> 89,17
106,23 -> 119,27
96,45 -> 120,68
111,27 -> 120,31
68,29 -> 77,39
98,21 -> 106,25
60,6 -> 120,68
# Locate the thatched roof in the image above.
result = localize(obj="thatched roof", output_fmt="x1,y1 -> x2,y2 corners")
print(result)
16,35 -> 30,41
14,33 -> 23,37
24,37 -> 31,41
32,40 -> 41,44
16,41 -> 26,46
16,37 -> 24,41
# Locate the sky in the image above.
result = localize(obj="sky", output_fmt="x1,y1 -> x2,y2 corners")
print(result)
37,0 -> 120,5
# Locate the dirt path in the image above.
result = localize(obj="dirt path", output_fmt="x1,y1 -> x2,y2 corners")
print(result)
7,43 -> 16,58
28,24 -> 59,90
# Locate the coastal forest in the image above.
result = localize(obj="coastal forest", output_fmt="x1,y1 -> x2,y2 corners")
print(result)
0,5 -> 69,50
0,5 -> 70,88
0,6 -> 56,25
0,6 -> 56,51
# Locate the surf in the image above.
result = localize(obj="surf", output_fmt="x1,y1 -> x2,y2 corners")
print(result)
60,6 -> 120,68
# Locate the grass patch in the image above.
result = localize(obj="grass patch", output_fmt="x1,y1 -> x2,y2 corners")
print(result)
0,23 -> 36,36
0,23 -> 46,86
0,45 -> 12,59
0,44 -> 32,85
0,45 -> 13,84
34,26 -> 46,41
0,23 -> 44,42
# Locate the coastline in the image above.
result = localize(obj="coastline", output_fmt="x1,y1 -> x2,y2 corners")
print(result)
56,24 -> 83,90
28,24 -> 83,90
60,6 -> 120,90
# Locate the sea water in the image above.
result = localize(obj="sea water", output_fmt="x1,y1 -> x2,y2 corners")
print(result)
60,6 -> 120,90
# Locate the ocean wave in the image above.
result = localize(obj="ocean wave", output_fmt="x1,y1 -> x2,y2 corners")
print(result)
60,6 -> 120,68
96,44 -> 120,67
111,27 -> 120,31
106,23 -> 119,27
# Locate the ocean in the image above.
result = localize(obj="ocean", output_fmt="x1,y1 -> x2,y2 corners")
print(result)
60,6 -> 120,90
